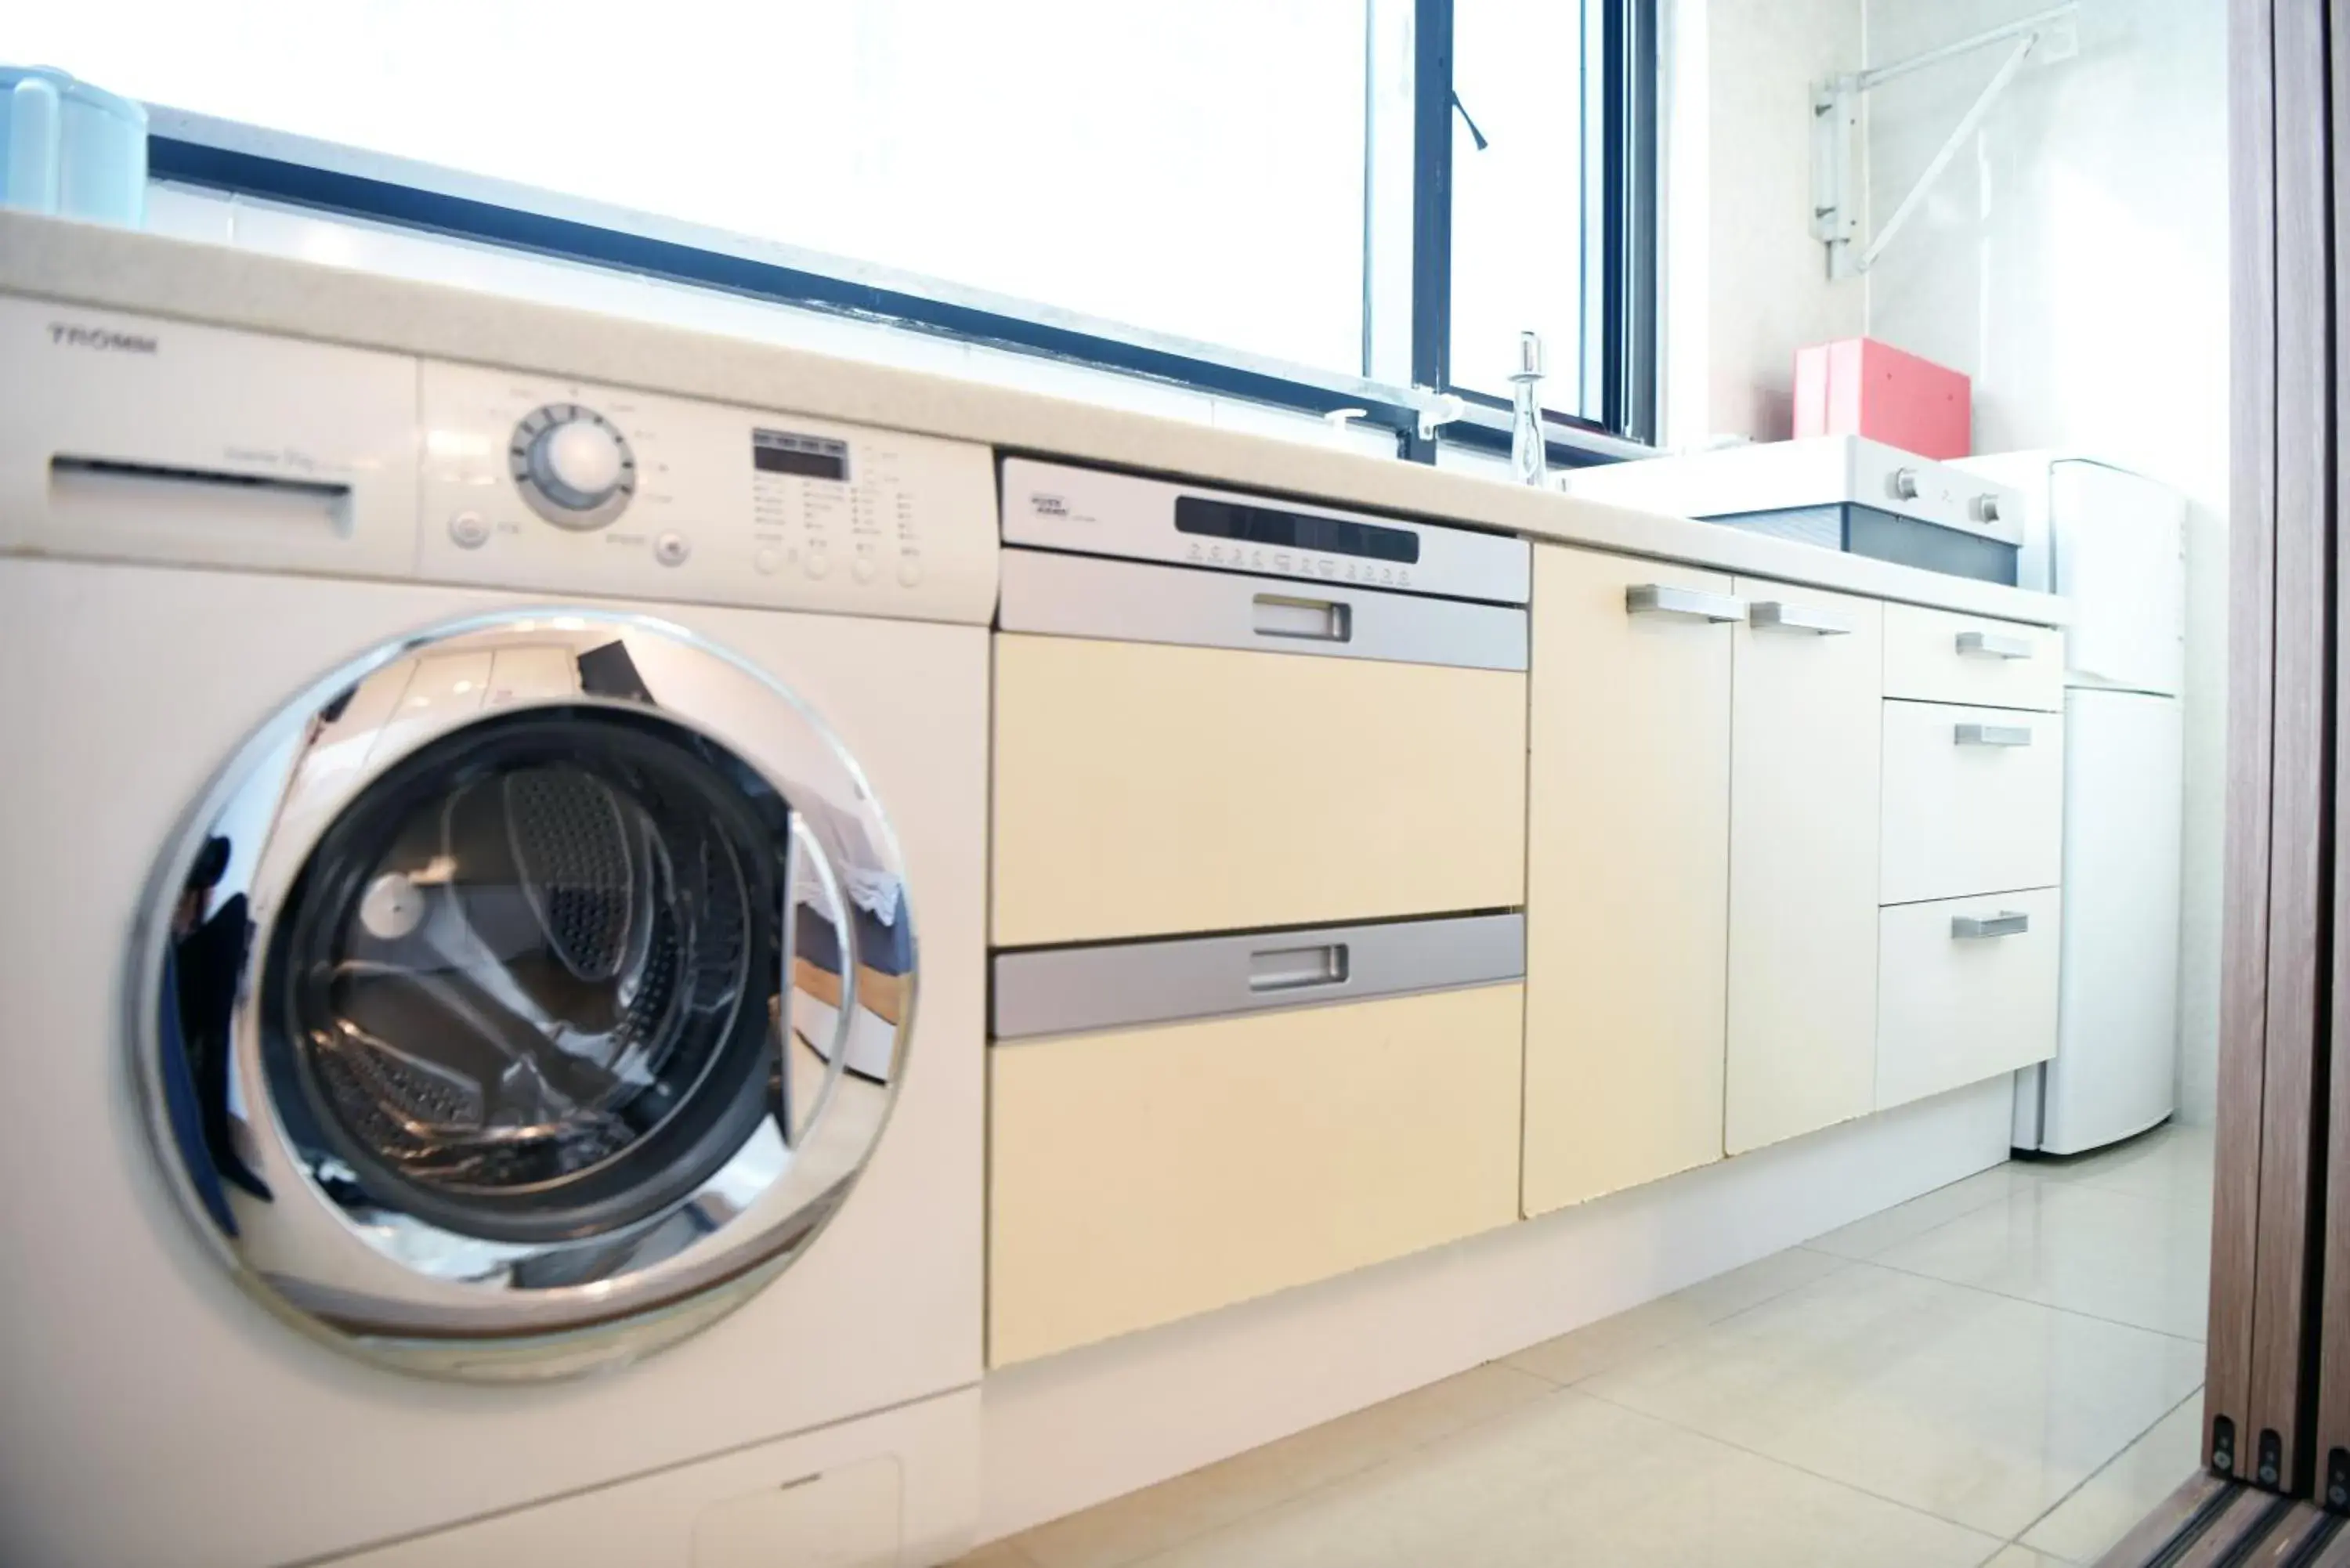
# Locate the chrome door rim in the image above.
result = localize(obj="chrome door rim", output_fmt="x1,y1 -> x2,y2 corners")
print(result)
131,608 -> 914,1380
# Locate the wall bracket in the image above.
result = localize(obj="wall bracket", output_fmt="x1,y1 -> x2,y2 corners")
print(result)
1811,2 -> 2080,279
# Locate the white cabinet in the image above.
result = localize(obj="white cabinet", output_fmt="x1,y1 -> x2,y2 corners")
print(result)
1882,603 -> 2063,711
1523,546 -> 1733,1215
1880,700 -> 2065,905
1723,580 -> 1885,1154
1877,887 -> 2062,1109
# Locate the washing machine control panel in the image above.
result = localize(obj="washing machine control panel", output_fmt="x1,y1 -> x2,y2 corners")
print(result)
420,361 -> 998,623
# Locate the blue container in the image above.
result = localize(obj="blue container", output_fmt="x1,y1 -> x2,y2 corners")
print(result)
0,64 -> 147,226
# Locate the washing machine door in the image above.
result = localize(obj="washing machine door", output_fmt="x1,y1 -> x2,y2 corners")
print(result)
139,610 -> 915,1379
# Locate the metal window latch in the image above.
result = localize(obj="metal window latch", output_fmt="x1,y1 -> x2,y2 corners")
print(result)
1415,392 -> 1469,443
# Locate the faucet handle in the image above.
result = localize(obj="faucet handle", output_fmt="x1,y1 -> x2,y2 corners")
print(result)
1514,330 -> 1546,381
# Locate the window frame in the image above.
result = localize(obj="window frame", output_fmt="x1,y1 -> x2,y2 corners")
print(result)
138,2 -> 1658,465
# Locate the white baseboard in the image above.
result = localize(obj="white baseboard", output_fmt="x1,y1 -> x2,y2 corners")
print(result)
975,1073 -> 2014,1543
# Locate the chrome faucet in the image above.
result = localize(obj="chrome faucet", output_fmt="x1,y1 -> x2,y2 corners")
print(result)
1509,331 -> 1547,487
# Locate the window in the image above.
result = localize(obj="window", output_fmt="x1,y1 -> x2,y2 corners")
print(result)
1448,2 -> 1591,404
18,0 -> 1658,455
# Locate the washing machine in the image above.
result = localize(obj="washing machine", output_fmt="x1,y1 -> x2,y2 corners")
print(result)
0,294 -> 996,1566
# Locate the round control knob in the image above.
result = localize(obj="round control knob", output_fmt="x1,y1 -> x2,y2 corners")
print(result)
510,404 -> 636,529
1889,467 -> 1921,502
533,420 -> 624,508
1974,493 -> 2003,523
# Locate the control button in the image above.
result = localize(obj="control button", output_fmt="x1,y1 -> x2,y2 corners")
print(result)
1974,493 -> 2003,522
754,547 -> 781,575
806,551 -> 833,580
448,511 -> 490,549
654,531 -> 691,566
852,555 -> 878,583
1889,467 -> 1921,501
896,557 -> 924,587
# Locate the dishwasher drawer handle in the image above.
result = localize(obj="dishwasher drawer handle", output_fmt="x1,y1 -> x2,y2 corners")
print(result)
1750,600 -> 1853,636
1248,942 -> 1351,992
1626,583 -> 1748,623
1954,722 -> 2033,747
1252,592 -> 1354,642
1952,911 -> 2030,939
1955,629 -> 2034,659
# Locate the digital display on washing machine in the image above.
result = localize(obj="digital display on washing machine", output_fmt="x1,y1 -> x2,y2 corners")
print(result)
753,428 -> 850,481
1175,496 -> 1421,564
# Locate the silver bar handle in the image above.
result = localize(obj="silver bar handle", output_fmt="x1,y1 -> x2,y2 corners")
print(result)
1626,583 -> 1748,623
1952,911 -> 2030,939
1750,600 -> 1854,636
1252,593 -> 1353,642
1954,722 -> 2034,747
1248,943 -> 1351,992
1956,629 -> 2035,659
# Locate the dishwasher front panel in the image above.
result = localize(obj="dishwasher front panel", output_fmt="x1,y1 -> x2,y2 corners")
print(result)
987,981 -> 1524,1365
992,630 -> 1527,945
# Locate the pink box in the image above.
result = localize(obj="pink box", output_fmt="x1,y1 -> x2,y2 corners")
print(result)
1794,337 -> 1971,459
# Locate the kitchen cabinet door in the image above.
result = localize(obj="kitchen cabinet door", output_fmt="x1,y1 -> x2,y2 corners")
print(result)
1723,580 -> 1885,1154
1522,546 -> 1735,1216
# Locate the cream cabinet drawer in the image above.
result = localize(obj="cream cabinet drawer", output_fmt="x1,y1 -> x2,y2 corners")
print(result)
1880,700 -> 2063,905
987,982 -> 1524,1366
1876,888 -> 2060,1111
993,631 -> 1528,945
1882,604 -> 2063,711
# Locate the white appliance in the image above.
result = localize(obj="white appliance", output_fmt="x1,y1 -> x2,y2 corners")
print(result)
1960,453 -> 2189,1154
1560,435 -> 2026,585
0,294 -> 997,1566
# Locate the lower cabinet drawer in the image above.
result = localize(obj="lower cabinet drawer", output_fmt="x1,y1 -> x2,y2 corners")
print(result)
1875,887 -> 2061,1111
992,619 -> 1528,948
987,983 -> 1524,1366
1881,699 -> 2064,904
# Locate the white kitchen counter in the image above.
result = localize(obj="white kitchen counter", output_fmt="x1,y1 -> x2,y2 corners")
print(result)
0,211 -> 2063,627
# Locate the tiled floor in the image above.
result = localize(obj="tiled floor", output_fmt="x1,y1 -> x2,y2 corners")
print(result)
962,1122 -> 2214,1568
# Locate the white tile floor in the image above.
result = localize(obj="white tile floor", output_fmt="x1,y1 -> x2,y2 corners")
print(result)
963,1122 -> 2214,1568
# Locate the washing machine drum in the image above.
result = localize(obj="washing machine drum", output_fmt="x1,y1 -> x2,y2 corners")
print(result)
142,613 -> 914,1379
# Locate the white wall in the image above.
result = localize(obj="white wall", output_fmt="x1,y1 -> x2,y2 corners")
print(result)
1862,0 -> 2230,1122
1664,0 -> 1868,447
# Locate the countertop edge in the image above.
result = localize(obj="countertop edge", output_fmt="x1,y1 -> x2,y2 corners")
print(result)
0,212 -> 2066,627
